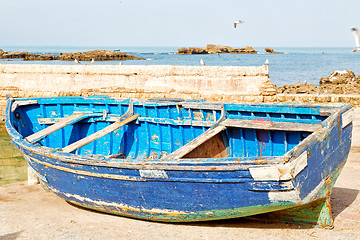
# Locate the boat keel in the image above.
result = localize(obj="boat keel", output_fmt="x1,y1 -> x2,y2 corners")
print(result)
262,196 -> 333,229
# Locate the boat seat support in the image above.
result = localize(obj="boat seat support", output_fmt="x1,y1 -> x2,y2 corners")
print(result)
62,100 -> 137,153
62,114 -> 139,153
25,112 -> 101,144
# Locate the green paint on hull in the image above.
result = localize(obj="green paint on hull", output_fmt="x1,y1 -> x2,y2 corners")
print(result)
260,157 -> 348,228
67,199 -> 297,222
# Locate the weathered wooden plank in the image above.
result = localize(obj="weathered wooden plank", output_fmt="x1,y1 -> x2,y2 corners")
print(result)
25,113 -> 89,144
62,114 -> 139,153
11,100 -> 38,112
38,112 -> 103,124
220,119 -> 322,132
162,125 -> 227,160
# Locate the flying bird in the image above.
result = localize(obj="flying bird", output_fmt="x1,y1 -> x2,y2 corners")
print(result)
200,59 -> 206,66
351,26 -> 360,52
74,59 -> 80,64
234,20 -> 244,28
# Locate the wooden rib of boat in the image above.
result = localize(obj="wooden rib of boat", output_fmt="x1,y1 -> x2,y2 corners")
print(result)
5,95 -> 353,228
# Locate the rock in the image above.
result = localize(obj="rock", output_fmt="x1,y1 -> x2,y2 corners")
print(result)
176,45 -> 257,54
57,50 -> 143,61
204,44 -> 233,54
176,47 -> 208,54
231,46 -> 257,54
320,70 -> 356,85
276,83 -> 319,94
0,49 -> 143,61
264,48 -> 282,54
259,80 -> 277,96
318,70 -> 358,94
0,51 -> 32,59
276,70 -> 360,95
23,54 -> 57,61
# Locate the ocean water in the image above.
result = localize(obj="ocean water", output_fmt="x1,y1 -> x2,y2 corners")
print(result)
0,46 -> 359,86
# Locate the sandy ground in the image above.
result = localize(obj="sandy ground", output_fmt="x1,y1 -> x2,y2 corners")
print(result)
1,109 -> 360,240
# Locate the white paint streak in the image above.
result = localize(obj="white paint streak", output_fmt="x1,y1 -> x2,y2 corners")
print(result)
342,109 -> 354,128
268,190 -> 301,203
49,187 -> 193,215
249,166 -> 281,181
250,151 -> 308,181
139,169 -> 169,179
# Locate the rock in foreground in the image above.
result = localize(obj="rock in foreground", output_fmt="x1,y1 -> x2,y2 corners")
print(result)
276,70 -> 360,94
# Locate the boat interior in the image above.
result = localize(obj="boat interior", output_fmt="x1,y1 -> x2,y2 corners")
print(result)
10,97 -> 331,160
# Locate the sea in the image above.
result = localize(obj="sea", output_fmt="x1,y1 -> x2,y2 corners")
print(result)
1,46 -> 360,86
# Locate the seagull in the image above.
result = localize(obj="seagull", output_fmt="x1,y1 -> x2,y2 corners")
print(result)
234,20 -> 244,28
91,59 -> 95,64
265,59 -> 269,65
200,59 -> 206,66
119,62 -> 123,65
74,59 -> 80,64
351,26 -> 360,52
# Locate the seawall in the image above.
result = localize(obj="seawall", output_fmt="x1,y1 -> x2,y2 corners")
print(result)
0,64 -> 274,119
0,64 -> 271,94
1,64 -> 360,120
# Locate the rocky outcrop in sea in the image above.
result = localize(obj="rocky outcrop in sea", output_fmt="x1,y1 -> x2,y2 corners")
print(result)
176,45 -> 257,54
57,50 -> 143,61
0,49 -> 143,61
264,48 -> 283,54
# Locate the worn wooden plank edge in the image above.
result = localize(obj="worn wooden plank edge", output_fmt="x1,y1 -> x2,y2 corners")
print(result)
220,119 -> 322,132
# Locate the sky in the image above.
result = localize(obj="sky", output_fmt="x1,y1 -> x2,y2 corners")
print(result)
0,0 -> 359,47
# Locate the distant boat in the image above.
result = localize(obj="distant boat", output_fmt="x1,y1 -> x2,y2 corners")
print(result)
5,96 -> 353,228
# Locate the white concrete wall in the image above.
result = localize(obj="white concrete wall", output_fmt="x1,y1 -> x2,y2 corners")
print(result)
0,64 -> 270,95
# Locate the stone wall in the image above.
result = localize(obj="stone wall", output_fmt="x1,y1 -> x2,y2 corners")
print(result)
0,64 -> 271,95
0,64 -> 276,120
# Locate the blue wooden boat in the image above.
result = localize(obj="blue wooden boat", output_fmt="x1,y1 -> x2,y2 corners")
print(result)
5,95 -> 353,228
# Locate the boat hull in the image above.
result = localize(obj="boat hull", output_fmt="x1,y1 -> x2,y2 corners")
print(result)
5,96 -> 353,226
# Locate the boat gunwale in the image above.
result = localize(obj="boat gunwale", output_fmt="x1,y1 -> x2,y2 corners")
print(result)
5,96 -> 353,172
